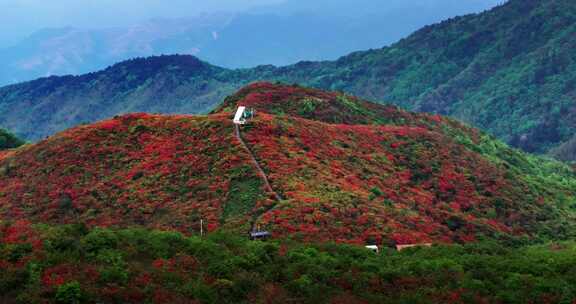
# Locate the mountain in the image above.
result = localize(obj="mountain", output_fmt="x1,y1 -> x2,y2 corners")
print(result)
0,0 -> 574,161
275,0 -> 576,157
0,15 -> 231,86
0,55 -> 242,140
0,1 -> 501,86
199,0 -> 502,68
1,83 -> 576,303
1,83 -> 575,245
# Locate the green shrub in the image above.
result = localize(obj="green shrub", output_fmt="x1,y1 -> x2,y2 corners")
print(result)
0,129 -> 24,150
55,281 -> 83,304
82,228 -> 118,254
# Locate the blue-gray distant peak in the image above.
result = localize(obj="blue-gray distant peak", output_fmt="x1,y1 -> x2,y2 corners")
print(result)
0,0 -> 506,86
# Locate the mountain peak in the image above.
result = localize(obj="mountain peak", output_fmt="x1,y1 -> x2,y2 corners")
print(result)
215,82 -> 444,127
104,54 -> 211,74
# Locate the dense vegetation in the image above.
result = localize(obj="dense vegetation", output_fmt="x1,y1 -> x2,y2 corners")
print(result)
0,128 -> 24,150
3,222 -> 576,304
0,0 -> 574,161
550,138 -> 576,162
265,0 -> 576,158
273,0 -> 576,157
0,83 -> 575,245
0,112 -> 265,234
1,82 -> 576,303
0,55 -> 241,141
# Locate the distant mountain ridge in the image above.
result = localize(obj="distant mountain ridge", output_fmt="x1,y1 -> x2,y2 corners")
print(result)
0,14 -> 232,86
0,0 -> 501,86
1,0 -> 575,161
0,55 -> 241,140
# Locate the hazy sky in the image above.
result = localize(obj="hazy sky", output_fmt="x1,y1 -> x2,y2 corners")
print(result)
0,0 -> 503,48
0,0 -> 283,47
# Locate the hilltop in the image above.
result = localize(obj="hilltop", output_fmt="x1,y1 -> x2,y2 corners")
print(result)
215,82 -> 445,127
1,83 -> 575,245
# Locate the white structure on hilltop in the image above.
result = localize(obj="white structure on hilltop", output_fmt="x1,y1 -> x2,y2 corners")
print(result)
233,106 -> 255,125
234,106 -> 247,125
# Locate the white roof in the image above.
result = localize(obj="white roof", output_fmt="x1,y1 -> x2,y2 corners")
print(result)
233,106 -> 246,124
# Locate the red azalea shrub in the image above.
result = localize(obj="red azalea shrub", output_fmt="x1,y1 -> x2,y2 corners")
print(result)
0,83 -> 571,245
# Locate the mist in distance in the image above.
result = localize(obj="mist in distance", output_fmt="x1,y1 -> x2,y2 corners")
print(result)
0,0 -> 503,47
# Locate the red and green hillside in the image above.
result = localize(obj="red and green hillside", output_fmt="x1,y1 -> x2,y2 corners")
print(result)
0,83 -> 575,245
0,113 -> 273,234
215,82 -> 439,126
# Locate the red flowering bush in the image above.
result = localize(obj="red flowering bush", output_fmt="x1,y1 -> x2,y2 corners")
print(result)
0,83 -> 574,246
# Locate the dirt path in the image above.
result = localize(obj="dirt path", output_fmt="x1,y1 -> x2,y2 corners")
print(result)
234,124 -> 283,202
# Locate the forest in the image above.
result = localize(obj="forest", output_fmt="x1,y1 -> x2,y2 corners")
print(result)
2,221 -> 576,304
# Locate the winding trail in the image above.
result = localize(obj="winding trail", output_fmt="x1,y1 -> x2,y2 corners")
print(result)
234,124 -> 283,202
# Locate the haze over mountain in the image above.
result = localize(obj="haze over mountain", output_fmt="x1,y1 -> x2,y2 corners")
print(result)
3,0 -> 573,162
0,15 -> 233,85
0,0 -> 281,48
0,0 -> 502,86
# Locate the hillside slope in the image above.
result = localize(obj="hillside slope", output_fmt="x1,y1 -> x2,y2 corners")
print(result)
279,0 -> 576,156
0,0 -> 574,160
0,55 -> 241,140
1,83 -> 575,245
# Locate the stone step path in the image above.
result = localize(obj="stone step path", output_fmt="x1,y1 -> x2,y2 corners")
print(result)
234,124 -> 283,202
